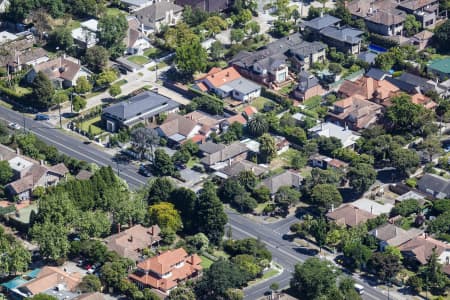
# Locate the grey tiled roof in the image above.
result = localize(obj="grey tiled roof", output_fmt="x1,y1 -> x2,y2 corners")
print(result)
103,91 -> 179,122
297,71 -> 320,92
417,173 -> 450,198
365,68 -> 387,80
261,170 -> 302,194
303,14 -> 341,31
358,51 -> 378,65
199,141 -> 226,154
319,26 -> 363,44
134,1 -> 183,26
223,78 -> 261,94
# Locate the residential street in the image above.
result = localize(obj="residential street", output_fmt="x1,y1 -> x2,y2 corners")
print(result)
0,105 -> 413,300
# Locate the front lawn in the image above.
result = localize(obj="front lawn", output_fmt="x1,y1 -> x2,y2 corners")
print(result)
79,116 -> 104,136
250,97 -> 274,111
127,55 -> 149,65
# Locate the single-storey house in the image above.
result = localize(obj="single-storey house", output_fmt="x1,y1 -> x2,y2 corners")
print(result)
156,113 -> 202,146
175,0 -> 230,12
326,204 -> 376,228
369,223 -> 423,250
195,67 -> 261,102
351,198 -> 394,216
26,55 -> 91,89
102,91 -> 180,132
308,122 -> 360,148
199,141 -> 248,170
215,160 -> 269,179
310,154 -> 349,171
260,170 -> 302,195
417,173 -> 450,199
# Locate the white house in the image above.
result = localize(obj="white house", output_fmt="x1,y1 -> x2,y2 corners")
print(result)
308,122 -> 360,148
71,19 -> 99,49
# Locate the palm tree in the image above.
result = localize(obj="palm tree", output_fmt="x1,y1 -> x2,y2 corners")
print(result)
247,114 -> 269,137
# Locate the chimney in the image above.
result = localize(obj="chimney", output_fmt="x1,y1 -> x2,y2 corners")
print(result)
16,148 -> 20,155
331,203 -> 334,212
374,229 -> 378,237
370,205 -> 373,214
128,235 -> 133,242
40,160 -> 44,165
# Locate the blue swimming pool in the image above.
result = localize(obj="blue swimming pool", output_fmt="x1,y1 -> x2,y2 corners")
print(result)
368,44 -> 388,53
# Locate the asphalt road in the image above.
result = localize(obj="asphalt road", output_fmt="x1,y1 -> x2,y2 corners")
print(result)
0,106 -> 391,300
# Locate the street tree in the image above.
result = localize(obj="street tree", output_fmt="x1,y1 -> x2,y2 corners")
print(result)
369,251 -> 402,283
79,274 -> 102,292
130,127 -> 160,161
72,95 -> 87,112
195,181 -> 228,245
391,148 -> 420,177
152,149 -> 175,176
146,177 -> 174,204
109,84 -> 121,97
310,218 -> 327,252
274,186 -> 301,212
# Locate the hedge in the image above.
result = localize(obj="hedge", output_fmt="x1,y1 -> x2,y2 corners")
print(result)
188,86 -> 223,103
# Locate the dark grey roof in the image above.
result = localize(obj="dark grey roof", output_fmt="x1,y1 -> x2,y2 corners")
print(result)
134,1 -> 183,27
417,173 -> 450,197
102,91 -> 180,122
396,72 -> 435,93
303,14 -> 341,31
365,68 -> 388,80
319,26 -> 363,44
297,71 -> 320,92
261,170 -> 302,194
220,160 -> 268,177
358,51 -> 378,65
199,141 -> 226,154
230,33 -> 326,71
385,77 -> 418,94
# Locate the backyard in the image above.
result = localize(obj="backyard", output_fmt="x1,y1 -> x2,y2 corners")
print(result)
249,97 -> 275,111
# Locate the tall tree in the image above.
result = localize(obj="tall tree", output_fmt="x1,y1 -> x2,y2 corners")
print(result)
84,46 -> 109,73
348,163 -> 377,194
391,148 -> 420,177
148,202 -> 183,233
97,14 -> 127,58
247,114 -> 268,137
130,127 -> 159,161
50,26 -> 74,50
152,149 -> 175,176
175,40 -> 208,76
146,177 -> 174,204
369,251 -> 402,283
310,184 -> 343,213
32,71 -> 55,109
30,220 -> 70,260
195,181 -> 227,245
258,133 -> 277,163
0,160 -> 13,185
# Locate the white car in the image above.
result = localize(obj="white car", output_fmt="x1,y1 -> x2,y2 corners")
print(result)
8,122 -> 21,130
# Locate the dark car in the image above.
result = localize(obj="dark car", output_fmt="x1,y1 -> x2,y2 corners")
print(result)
35,114 -> 50,121
138,164 -> 152,177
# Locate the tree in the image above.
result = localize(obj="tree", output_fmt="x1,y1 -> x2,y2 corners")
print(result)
201,16 -> 228,37
100,258 -> 133,292
369,251 -> 402,283
404,14 -> 421,36
386,94 -> 430,135
164,23 -> 199,50
147,177 -> 174,204
195,259 -> 247,299
50,26 -> 74,50
418,136 -> 443,163
0,227 -> 31,275
75,76 -> 92,94
109,84 -> 121,97
230,28 -> 245,44
258,133 -> 276,163
32,71 -> 55,109
0,160 -> 13,185
152,149 -> 175,176
231,254 -> 261,280
72,95 -> 87,112
74,210 -> 111,240
97,14 -> 128,58
84,46 -> 109,72
185,233 -> 209,253
348,163 -> 377,194
225,289 -> 244,300
270,19 -> 294,37
79,274 -> 102,292
310,184 -> 343,213
30,221 -> 70,260
391,199 -> 420,217
96,69 -> 118,86
435,20 -> 450,51
170,187 -> 196,233
248,114 -> 268,137
317,136 -> 342,156
252,186 -> 271,203
175,40 -> 208,76
310,218 -> 327,252
168,286 -> 196,300
290,258 -> 339,299
245,20 -> 260,36
183,6 -> 209,27
210,41 -> 225,60
233,192 -> 258,213
391,148 -> 420,176
195,181 -> 228,245
420,248 -> 448,293
29,295 -> 58,300
130,127 -> 159,160
148,202 -> 182,232
343,240 -> 372,270
232,9 -> 252,26
274,186 -> 301,212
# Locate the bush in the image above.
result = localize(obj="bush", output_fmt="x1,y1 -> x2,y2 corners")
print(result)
405,178 -> 417,188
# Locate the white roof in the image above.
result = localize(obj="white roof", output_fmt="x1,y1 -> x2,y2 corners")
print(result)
309,122 -> 360,148
8,156 -> 33,172
80,19 -> 99,32
352,198 -> 394,216
240,138 -> 260,153
0,31 -> 18,44
71,27 -> 98,45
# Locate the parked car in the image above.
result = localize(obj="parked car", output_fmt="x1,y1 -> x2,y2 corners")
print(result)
138,164 -> 152,177
8,122 -> 21,130
35,114 -> 50,121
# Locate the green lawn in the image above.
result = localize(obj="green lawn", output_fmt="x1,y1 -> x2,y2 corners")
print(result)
144,47 -> 170,59
278,83 -> 295,96
248,268 -> 281,285
105,7 -> 126,16
250,97 -> 273,111
115,79 -> 128,86
187,157 -> 199,168
200,255 -> 214,269
79,116 -> 104,136
127,55 -> 149,65
12,85 -> 32,96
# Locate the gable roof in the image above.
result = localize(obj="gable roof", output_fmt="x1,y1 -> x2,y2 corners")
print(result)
397,0 -> 436,10
134,1 -> 183,26
326,204 -> 376,227
303,14 -> 341,31
387,72 -> 435,94
33,56 -> 81,81
369,223 -> 422,247
199,141 -> 226,154
73,292 -> 105,300
220,160 -> 268,177
365,68 -> 389,81
200,142 -> 248,166
319,26 -> 363,44
261,170 -> 302,194
137,248 -> 188,274
399,235 -> 450,264
158,113 -> 198,138
417,173 -> 450,198
105,224 -> 161,261
357,51 -> 378,65
103,91 -> 179,123
309,122 -> 360,148
202,67 -> 242,88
